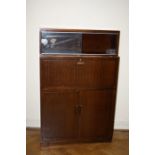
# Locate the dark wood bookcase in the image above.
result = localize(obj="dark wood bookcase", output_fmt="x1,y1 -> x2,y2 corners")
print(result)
40,28 -> 120,145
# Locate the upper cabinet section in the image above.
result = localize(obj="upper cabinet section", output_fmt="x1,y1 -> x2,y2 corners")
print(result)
40,29 -> 119,55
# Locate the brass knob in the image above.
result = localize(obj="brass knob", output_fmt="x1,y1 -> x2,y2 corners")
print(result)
74,105 -> 83,114
77,59 -> 84,65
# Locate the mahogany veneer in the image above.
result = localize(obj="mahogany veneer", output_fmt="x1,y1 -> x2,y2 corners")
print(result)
40,28 -> 120,145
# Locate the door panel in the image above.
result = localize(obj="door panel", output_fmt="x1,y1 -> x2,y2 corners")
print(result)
77,58 -> 118,89
40,59 -> 76,90
82,33 -> 118,54
40,32 -> 82,54
79,90 -> 114,139
41,91 -> 78,140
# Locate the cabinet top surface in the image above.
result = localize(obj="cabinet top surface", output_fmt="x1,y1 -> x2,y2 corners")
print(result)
40,28 -> 120,34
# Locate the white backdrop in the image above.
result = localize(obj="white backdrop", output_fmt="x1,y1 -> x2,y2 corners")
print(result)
26,0 -> 129,129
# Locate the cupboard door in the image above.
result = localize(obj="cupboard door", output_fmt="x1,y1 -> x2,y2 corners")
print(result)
40,59 -> 77,90
79,90 -> 114,140
41,91 -> 79,142
77,58 -> 118,89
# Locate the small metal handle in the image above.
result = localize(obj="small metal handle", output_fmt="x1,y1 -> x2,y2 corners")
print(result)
77,58 -> 84,65
77,61 -> 85,65
74,105 -> 83,114
79,105 -> 84,108
78,105 -> 84,113
74,105 -> 79,114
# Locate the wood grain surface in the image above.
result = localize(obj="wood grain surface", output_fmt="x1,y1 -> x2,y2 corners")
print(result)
26,128 -> 129,155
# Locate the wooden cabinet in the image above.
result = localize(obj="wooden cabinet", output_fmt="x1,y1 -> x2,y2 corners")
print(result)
40,29 -> 120,145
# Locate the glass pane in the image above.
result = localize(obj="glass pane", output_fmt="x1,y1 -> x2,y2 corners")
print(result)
41,31 -> 82,54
